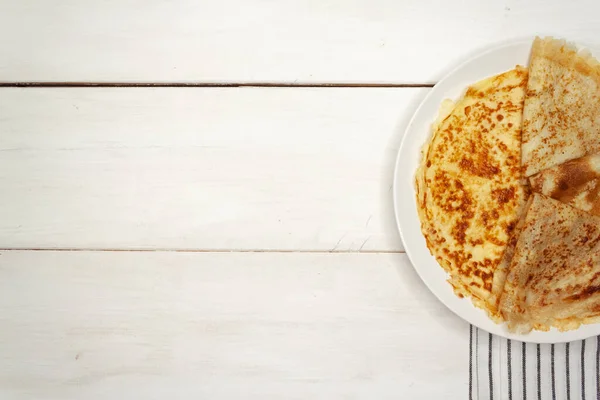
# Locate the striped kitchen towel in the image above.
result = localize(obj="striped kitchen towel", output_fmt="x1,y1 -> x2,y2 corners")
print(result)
470,326 -> 600,400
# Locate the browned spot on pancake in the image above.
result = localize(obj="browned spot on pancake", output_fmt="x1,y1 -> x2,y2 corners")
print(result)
481,211 -> 490,227
566,285 -> 600,302
546,158 -> 600,210
459,153 -> 500,179
452,220 -> 470,245
496,114 -> 504,121
470,238 -> 484,246
465,88 -> 478,98
492,187 -> 516,205
486,235 -> 505,247
591,303 -> 600,313
505,221 -> 516,233
558,181 -> 569,191
526,274 -> 534,285
526,89 -> 537,98
586,233 -> 600,249
587,181 -> 600,216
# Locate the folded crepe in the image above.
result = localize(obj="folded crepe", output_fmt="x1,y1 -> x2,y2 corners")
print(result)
489,195 -> 534,315
498,193 -> 600,333
522,37 -> 600,177
529,153 -> 600,216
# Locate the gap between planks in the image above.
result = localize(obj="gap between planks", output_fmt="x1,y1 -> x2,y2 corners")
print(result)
0,82 -> 435,88
0,248 -> 405,254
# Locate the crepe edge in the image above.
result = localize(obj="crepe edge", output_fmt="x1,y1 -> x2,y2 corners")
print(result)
532,36 -> 600,81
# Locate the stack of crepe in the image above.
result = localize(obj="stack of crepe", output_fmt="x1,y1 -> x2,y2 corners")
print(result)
495,37 -> 600,333
416,37 -> 600,333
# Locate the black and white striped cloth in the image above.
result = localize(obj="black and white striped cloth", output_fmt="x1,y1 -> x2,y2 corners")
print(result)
470,326 -> 600,400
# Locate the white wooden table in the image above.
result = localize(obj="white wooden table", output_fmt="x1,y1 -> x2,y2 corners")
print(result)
0,1 -> 598,399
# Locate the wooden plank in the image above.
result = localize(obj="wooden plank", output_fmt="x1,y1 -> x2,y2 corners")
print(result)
0,87 -> 426,251
1,0 -> 600,83
0,251 -> 468,399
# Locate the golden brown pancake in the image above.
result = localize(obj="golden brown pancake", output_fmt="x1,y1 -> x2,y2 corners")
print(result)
529,153 -> 600,216
522,37 -> 600,177
416,67 -> 530,315
499,194 -> 600,333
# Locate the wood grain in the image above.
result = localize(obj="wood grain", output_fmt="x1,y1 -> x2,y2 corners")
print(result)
0,87 -> 426,251
1,0 -> 600,83
0,251 -> 468,399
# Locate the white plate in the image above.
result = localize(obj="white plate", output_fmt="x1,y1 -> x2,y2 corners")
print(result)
393,39 -> 600,344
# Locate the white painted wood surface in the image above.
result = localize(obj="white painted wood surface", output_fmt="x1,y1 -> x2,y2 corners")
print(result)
0,251 -> 468,399
2,0 -> 600,83
0,87 -> 427,251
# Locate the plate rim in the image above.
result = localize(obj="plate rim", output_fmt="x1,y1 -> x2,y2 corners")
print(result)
392,38 -> 600,344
